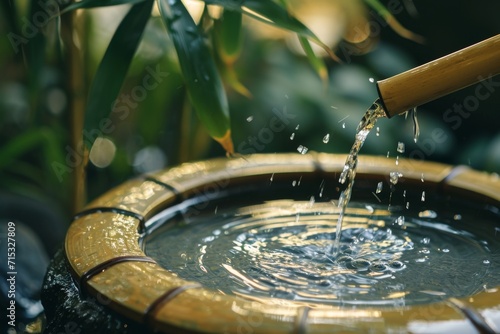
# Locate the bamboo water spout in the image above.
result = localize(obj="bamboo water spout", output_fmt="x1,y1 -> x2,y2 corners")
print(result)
377,34 -> 500,118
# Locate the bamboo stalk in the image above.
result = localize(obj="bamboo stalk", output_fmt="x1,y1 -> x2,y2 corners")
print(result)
377,34 -> 500,117
61,8 -> 87,214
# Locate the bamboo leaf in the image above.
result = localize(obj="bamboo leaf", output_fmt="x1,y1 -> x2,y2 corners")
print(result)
298,36 -> 328,87
26,1 -> 47,122
214,9 -> 243,64
364,0 -> 424,43
41,128 -> 68,186
159,0 -> 233,154
60,0 -> 147,14
1,1 -> 20,37
204,0 -> 339,61
0,129 -> 48,170
214,9 -> 251,98
221,64 -> 252,98
83,0 -> 153,149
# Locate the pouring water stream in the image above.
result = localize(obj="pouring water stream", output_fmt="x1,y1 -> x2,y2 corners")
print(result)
333,99 -> 387,256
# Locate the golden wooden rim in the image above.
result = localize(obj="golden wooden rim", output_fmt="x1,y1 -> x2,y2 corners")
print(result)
65,154 -> 500,333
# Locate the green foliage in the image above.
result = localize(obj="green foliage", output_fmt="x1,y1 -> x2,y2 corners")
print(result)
60,0 -> 147,14
159,0 -> 232,151
2,0 -> 498,217
70,0 -> 334,153
84,0 -> 153,149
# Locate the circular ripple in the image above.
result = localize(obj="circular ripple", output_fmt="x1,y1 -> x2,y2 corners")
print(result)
145,200 -> 500,307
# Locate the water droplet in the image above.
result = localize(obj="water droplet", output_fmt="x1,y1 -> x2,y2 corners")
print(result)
376,127 -> 380,136
295,124 -> 300,130
270,173 -> 274,182
421,237 -> 430,244
319,180 -> 325,198
389,172 -> 403,185
442,248 -> 450,253
372,192 -> 382,202
368,77 -> 375,83
406,202 -> 410,209
418,210 -> 437,218
421,191 -> 426,202
403,190 -> 407,198
412,107 -> 420,143
331,105 -> 338,109
290,133 -> 295,140
387,151 -> 390,158
342,122 -> 346,129
246,116 -> 254,122
322,134 -> 330,143
415,258 -> 426,263
421,173 -> 425,182
397,142 -> 405,153
420,248 -> 430,254
297,145 -> 308,154
292,180 -> 297,186
376,182 -> 383,194
396,156 -> 399,165
309,196 -> 315,207
453,214 -> 462,221
483,259 -> 491,265
396,216 -> 405,226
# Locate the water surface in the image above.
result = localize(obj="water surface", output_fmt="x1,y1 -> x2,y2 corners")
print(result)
145,197 -> 500,307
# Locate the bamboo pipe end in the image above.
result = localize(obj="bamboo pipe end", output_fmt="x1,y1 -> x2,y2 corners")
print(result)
375,82 -> 395,118
376,34 -> 500,118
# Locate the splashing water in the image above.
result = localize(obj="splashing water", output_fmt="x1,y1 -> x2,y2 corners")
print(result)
297,145 -> 308,154
323,134 -> 330,144
412,107 -> 420,143
334,99 -> 386,255
397,142 -> 405,153
145,199 -> 500,307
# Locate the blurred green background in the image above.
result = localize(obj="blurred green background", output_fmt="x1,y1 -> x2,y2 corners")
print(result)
1,0 -> 499,228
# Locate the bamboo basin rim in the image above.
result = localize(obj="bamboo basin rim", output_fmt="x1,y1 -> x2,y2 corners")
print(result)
64,153 -> 500,334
